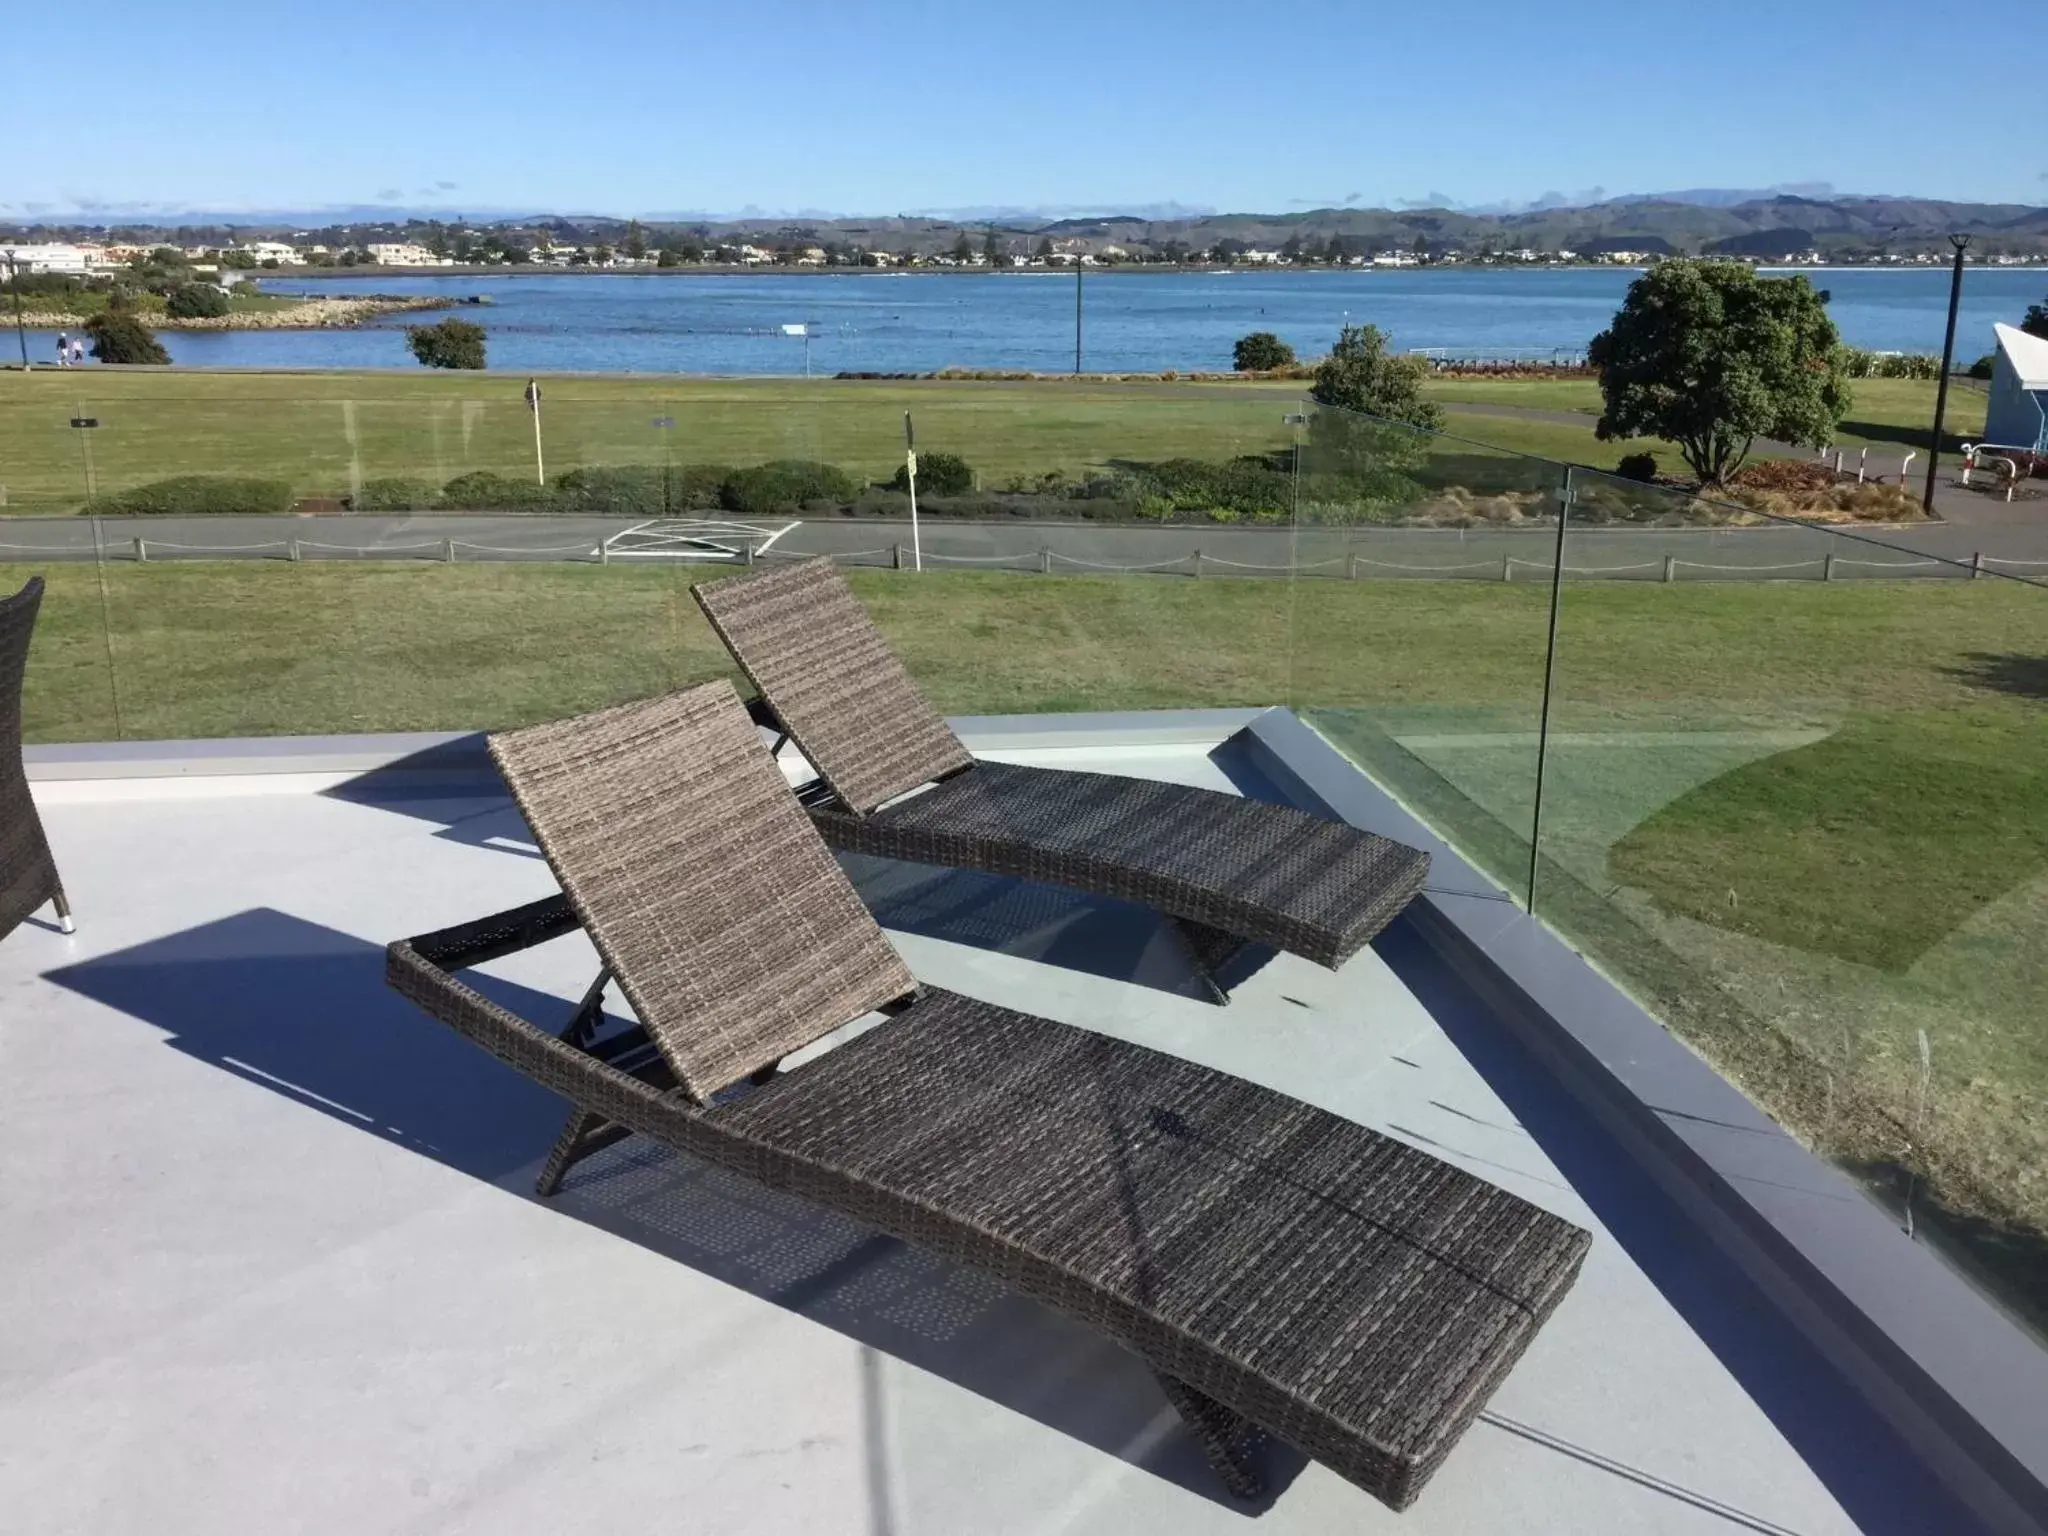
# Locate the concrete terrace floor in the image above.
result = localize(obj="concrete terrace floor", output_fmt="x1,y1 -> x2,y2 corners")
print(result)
0,737 -> 1878,1536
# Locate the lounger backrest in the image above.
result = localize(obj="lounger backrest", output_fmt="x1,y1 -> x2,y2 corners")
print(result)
488,680 -> 917,1100
694,559 -> 974,817
0,577 -> 43,750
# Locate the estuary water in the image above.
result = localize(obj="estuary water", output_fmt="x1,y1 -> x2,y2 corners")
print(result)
17,265 -> 2042,374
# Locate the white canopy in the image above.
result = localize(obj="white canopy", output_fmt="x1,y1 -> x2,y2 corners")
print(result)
1993,323 -> 2048,390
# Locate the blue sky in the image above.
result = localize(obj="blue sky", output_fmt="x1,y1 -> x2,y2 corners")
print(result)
10,0 -> 2043,220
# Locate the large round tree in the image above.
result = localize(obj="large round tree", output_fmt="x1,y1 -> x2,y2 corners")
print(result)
1589,260 -> 1850,486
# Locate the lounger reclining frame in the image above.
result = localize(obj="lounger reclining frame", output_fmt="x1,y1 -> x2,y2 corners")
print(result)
1,577 -> 73,943
694,558 -> 1430,1000
386,680 -> 1588,1511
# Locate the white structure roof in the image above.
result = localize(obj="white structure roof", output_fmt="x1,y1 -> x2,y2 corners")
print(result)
1993,322 -> 2048,389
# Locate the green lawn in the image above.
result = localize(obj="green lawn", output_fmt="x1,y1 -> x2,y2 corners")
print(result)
12,556 -> 2046,1328
1430,374 -> 1986,458
0,368 -> 1978,517
0,372 -> 1300,516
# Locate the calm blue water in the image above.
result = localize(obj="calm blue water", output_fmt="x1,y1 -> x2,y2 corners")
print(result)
17,267 -> 2042,374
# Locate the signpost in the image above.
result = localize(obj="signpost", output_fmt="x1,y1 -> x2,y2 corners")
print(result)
654,414 -> 675,513
524,379 -> 545,486
903,411 -> 922,572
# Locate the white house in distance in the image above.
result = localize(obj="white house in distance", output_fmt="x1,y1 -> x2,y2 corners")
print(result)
0,242 -> 93,274
1983,323 -> 2048,455
366,242 -> 441,266
239,240 -> 304,265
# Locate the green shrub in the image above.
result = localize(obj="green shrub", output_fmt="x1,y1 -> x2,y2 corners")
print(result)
1838,347 -> 1941,380
437,470 -> 558,510
550,463 -> 736,516
85,310 -> 170,365
406,318 -> 487,370
95,474 -> 293,515
1967,352 -> 1996,381
718,459 -> 858,514
891,450 -> 974,496
165,283 -> 230,320
1616,451 -> 1659,483
1140,456 -> 1293,518
347,477 -> 442,511
1233,331 -> 1296,371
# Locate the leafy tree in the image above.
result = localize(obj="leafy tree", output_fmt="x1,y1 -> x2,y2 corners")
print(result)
1034,236 -> 1054,262
951,232 -> 975,263
165,282 -> 230,319
85,309 -> 170,365
1309,323 -> 1442,428
405,317 -> 487,370
1588,259 -> 1848,485
2023,299 -> 2048,340
679,240 -> 705,263
591,244 -> 614,264
623,220 -> 647,260
656,246 -> 682,268
982,228 -> 1002,265
891,451 -> 974,496
219,249 -> 258,270
1281,234 -> 1302,263
1232,332 -> 1296,371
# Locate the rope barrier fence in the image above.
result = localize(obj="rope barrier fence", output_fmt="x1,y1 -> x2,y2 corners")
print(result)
7,533 -> 2034,588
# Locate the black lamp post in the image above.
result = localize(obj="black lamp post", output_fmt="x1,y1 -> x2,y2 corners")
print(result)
1923,233 -> 1971,513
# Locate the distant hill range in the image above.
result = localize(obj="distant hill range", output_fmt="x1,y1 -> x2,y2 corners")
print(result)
7,192 -> 2046,259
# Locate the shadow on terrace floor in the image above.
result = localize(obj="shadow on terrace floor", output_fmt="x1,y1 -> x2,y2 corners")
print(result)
43,906 -> 1302,1513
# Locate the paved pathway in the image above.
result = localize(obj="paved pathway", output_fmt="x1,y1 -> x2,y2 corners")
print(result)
2,507 -> 2039,583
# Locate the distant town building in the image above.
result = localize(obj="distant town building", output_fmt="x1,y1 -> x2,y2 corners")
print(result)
239,241 -> 305,265
366,242 -> 440,266
1984,323 -> 2048,454
0,242 -> 92,274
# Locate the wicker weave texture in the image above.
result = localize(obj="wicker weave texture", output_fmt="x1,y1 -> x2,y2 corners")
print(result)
696,559 -> 1430,973
715,990 -> 1588,1507
816,760 -> 1430,971
388,933 -> 1589,1511
694,558 -> 973,816
0,578 -> 62,942
488,681 -> 915,1099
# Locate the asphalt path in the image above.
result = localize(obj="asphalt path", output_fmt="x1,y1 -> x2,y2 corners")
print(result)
1,506 -> 2040,583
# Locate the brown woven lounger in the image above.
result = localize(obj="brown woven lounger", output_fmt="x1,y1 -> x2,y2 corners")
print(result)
386,679 -> 1589,1512
693,558 -> 1430,1000
0,577 -> 73,942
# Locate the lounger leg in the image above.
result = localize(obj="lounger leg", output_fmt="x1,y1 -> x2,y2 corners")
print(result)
1153,1371 -> 1266,1499
1169,918 -> 1244,1006
51,885 -> 74,935
534,1107 -> 637,1197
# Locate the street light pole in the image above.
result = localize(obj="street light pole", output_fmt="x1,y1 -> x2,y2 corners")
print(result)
1073,262 -> 1083,375
1923,233 -> 1971,513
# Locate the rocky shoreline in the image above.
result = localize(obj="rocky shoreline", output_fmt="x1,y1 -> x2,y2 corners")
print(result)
10,296 -> 449,331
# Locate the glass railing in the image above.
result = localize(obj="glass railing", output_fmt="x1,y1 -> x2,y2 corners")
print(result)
2,370 -> 2044,1339
1289,402 -> 1567,897
1537,481 -> 2048,1336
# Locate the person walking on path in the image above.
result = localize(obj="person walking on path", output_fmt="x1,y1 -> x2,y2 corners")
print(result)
54,332 -> 68,368
69,338 -> 83,366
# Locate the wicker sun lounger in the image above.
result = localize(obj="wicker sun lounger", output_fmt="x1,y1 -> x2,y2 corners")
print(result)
1,577 -> 72,942
386,679 -> 1589,1511
693,558 -> 1430,1001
